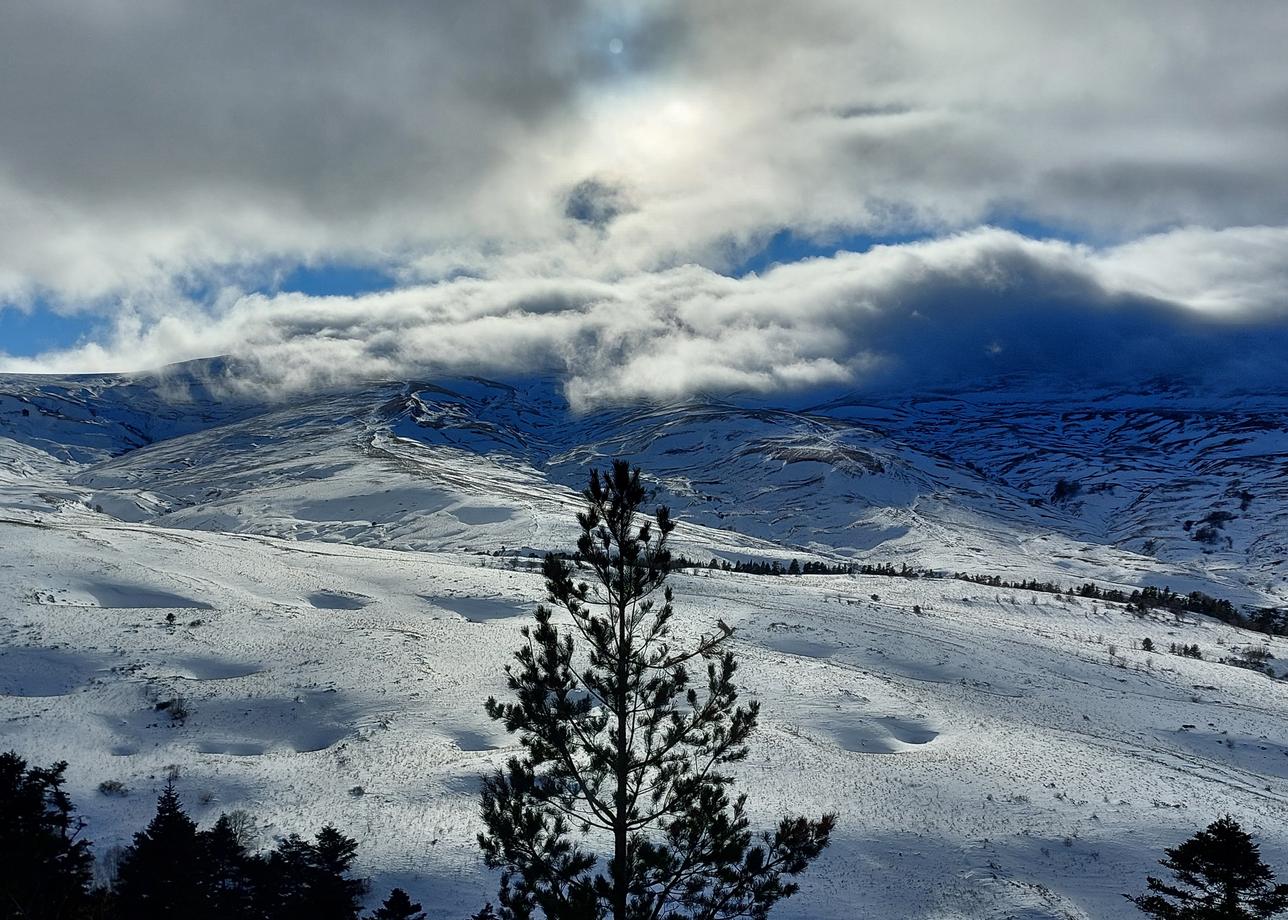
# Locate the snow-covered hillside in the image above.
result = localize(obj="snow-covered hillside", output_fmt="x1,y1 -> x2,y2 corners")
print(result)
1,362 -> 1286,918
4,365 -> 1286,605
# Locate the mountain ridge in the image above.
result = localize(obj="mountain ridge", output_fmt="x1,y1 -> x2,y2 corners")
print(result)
3,360 -> 1285,608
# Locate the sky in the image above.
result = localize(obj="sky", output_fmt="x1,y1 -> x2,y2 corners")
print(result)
0,1 -> 1286,404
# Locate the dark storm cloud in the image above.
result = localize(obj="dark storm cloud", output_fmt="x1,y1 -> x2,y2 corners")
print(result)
0,0 -> 623,299
0,1 -> 586,203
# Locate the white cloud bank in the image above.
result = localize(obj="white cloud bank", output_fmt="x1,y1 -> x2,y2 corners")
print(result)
5,227 -> 1286,407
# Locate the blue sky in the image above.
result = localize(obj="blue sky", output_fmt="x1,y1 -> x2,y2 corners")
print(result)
730,230 -> 931,278
729,215 -> 1098,279
2,302 -> 103,359
2,264 -> 397,359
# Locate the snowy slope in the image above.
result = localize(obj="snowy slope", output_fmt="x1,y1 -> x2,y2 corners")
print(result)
2,362 -> 1287,918
0,358 -> 252,463
1,511 -> 1285,919
6,367 -> 1284,606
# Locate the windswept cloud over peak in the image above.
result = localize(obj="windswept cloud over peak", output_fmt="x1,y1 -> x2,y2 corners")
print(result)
6,227 -> 1287,407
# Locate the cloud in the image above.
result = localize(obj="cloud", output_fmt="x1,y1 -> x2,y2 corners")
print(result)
564,178 -> 636,229
5,227 -> 1286,407
1,1 -> 1286,307
1,3 -> 1286,403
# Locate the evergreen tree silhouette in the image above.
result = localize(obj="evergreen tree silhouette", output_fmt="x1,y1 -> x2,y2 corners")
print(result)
478,461 -> 834,920
112,780 -> 209,920
0,751 -> 94,920
202,813 -> 259,918
372,887 -> 427,920
1128,816 -> 1288,918
263,833 -> 315,918
313,826 -> 367,920
266,826 -> 367,920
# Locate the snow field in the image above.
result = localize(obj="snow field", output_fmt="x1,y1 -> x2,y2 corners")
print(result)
2,512 -> 1285,918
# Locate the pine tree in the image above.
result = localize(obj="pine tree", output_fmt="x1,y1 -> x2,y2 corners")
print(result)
0,752 -> 95,920
372,887 -> 427,920
262,833 -> 316,918
266,826 -> 367,920
202,813 -> 259,919
313,826 -> 367,919
112,781 -> 210,920
1128,816 -> 1288,918
479,461 -> 835,920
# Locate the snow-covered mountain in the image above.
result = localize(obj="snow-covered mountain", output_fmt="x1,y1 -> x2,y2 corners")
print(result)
5,363 -> 1286,604
2,360 -> 1286,918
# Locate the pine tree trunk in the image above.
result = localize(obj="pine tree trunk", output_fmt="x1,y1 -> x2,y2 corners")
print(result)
613,564 -> 629,920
